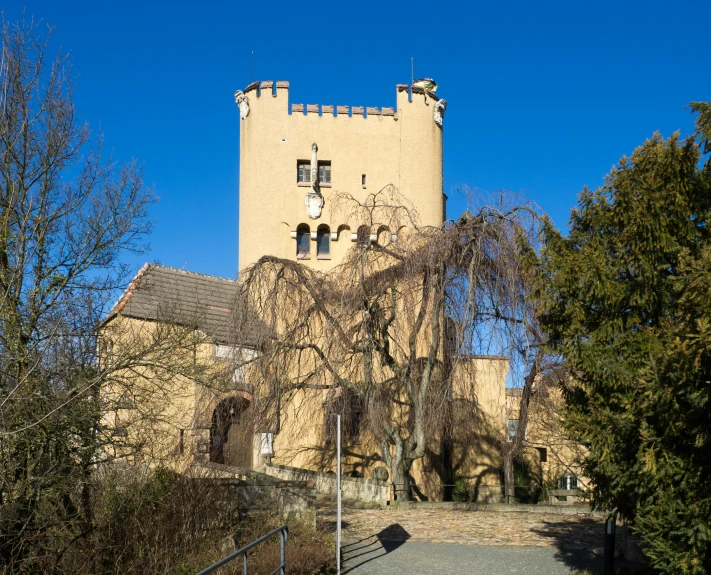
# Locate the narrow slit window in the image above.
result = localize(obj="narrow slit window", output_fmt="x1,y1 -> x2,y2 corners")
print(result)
356,225 -> 370,247
362,174 -> 366,187
317,225 -> 330,258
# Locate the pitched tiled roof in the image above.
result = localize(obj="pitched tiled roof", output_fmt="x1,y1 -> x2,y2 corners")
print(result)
105,264 -> 263,346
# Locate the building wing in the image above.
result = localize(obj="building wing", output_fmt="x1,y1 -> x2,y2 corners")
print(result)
104,264 -> 264,347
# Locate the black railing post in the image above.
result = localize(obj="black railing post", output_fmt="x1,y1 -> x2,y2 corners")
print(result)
604,515 -> 616,575
280,527 -> 287,575
195,524 -> 288,575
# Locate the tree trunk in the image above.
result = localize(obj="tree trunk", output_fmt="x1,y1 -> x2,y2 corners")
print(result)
504,450 -> 515,504
391,457 -> 412,501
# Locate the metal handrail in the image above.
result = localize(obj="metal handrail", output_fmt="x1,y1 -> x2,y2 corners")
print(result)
196,524 -> 289,575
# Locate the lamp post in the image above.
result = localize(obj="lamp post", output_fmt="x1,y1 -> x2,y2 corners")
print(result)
336,414 -> 341,575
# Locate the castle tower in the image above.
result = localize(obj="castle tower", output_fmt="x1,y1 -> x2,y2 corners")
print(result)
235,81 -> 447,272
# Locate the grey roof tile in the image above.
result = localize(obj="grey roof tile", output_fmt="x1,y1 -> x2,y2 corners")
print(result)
106,264 -> 263,346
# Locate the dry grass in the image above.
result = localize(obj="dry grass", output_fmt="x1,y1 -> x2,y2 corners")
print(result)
5,467 -> 335,575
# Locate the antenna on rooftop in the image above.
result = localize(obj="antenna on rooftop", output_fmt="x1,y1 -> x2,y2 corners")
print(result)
251,51 -> 254,82
411,57 -> 414,85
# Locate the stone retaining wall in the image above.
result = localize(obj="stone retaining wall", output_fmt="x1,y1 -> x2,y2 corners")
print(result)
258,463 -> 390,506
190,464 -> 316,525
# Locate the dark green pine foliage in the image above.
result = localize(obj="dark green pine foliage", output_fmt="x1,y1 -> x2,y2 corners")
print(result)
541,103 -> 711,574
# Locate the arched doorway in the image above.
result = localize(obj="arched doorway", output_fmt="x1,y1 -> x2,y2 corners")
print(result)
209,396 -> 254,468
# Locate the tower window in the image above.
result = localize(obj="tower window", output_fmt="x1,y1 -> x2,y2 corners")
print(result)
297,161 -> 311,183
317,225 -> 330,259
362,174 -> 366,188
297,161 -> 331,185
318,162 -> 331,184
296,224 -> 310,259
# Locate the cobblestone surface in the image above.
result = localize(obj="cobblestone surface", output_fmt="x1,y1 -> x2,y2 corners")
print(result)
341,508 -> 604,548
318,499 -> 606,549
318,500 -> 636,574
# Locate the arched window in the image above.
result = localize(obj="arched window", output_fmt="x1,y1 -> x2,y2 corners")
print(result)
376,226 -> 390,245
317,225 -> 330,259
356,225 -> 370,247
296,224 -> 310,259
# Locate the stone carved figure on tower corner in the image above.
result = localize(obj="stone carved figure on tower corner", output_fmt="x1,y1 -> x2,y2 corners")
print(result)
234,90 -> 250,120
434,99 -> 447,127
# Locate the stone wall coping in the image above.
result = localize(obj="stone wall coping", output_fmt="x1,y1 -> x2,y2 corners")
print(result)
194,462 -> 315,486
388,501 -> 605,515
263,462 -> 389,487
244,81 -> 259,93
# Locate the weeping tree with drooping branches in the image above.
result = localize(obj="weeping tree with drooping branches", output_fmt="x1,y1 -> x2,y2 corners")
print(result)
237,186 -> 549,501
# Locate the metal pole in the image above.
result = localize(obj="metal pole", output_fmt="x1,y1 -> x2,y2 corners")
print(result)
337,414 -> 342,575
411,57 -> 414,85
280,529 -> 286,575
243,553 -> 247,575
604,515 -> 616,575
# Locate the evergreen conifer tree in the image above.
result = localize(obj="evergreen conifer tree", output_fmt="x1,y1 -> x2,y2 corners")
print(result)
542,103 -> 711,574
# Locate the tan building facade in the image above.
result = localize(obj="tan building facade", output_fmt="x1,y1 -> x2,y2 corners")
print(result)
236,81 -> 447,271
101,80 -> 585,504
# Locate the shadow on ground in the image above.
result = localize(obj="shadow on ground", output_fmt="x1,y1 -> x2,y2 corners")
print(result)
341,523 -> 411,574
530,517 -> 604,572
532,517 -> 652,574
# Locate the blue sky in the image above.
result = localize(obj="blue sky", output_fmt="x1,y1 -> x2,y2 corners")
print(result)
5,0 -> 710,279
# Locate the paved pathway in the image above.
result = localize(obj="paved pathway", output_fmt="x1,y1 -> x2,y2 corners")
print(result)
342,541 -> 599,574
318,501 -> 612,573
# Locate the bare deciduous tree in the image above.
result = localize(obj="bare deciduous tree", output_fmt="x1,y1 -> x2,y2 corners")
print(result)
0,19 -> 204,570
238,187 -> 547,501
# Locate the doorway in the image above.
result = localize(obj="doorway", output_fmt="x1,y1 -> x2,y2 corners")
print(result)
210,396 -> 253,468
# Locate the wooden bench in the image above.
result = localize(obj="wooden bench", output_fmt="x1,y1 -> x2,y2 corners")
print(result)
548,488 -> 581,505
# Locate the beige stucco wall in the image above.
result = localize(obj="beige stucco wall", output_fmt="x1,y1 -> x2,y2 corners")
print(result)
266,355 -> 509,502
507,385 -> 588,493
101,313 -> 514,502
407,357 -> 509,502
100,315 -> 262,471
238,81 -> 445,272
100,315 -> 203,467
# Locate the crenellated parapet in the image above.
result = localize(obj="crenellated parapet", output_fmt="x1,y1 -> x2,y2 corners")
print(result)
237,81 -> 444,124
